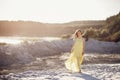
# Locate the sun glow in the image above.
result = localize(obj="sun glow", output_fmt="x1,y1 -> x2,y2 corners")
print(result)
0,37 -> 60,44
0,38 -> 22,45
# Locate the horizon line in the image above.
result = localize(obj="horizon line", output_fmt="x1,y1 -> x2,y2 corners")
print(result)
0,19 -> 105,24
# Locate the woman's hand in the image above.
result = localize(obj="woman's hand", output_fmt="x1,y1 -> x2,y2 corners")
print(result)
82,52 -> 84,55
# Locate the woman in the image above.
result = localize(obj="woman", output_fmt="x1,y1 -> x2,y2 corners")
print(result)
65,29 -> 85,73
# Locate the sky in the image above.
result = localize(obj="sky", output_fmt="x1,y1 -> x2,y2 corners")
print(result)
0,0 -> 120,23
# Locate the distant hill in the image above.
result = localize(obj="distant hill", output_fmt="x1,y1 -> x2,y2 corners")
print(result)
0,20 -> 105,37
0,12 -> 119,42
63,20 -> 105,26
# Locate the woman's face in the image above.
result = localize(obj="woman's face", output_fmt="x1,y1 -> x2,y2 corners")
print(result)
77,31 -> 82,37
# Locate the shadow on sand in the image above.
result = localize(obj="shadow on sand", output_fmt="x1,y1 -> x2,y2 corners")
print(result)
72,72 -> 100,80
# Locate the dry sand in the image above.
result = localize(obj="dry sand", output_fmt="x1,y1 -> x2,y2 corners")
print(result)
0,37 -> 120,80
0,53 -> 120,80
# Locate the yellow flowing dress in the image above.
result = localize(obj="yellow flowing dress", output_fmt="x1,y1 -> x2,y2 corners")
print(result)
65,38 -> 84,72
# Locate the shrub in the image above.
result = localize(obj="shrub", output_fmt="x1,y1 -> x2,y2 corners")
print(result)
107,31 -> 120,42
61,34 -> 72,39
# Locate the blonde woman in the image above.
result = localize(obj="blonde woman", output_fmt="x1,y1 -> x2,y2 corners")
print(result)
65,29 -> 85,73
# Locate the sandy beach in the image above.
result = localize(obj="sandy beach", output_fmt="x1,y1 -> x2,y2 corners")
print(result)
0,54 -> 120,80
0,37 -> 120,80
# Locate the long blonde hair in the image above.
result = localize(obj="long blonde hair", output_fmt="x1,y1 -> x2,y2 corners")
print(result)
73,29 -> 82,39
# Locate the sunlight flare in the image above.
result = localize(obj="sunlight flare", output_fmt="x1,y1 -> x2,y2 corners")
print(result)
0,38 -> 22,44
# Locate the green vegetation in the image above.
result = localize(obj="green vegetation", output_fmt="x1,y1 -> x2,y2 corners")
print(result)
61,34 -> 72,39
83,12 -> 120,42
